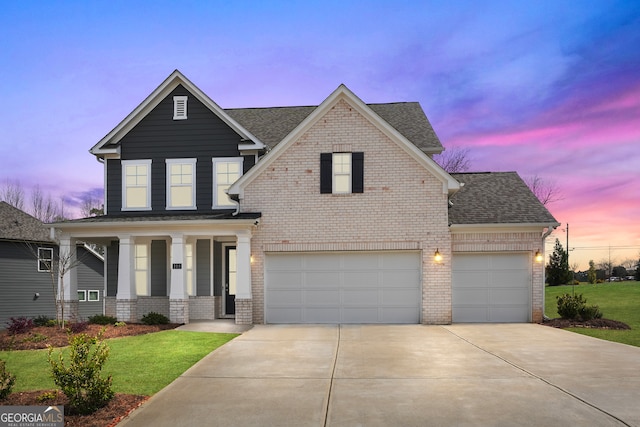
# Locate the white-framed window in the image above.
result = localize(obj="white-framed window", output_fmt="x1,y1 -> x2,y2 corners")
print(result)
134,243 -> 149,296
88,290 -> 100,301
38,247 -> 53,272
333,153 -> 351,194
166,159 -> 197,209
122,160 -> 152,211
185,243 -> 194,296
173,96 -> 188,120
77,290 -> 86,301
212,158 -> 244,208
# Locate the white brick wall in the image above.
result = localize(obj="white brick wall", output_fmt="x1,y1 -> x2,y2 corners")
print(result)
241,99 -> 452,324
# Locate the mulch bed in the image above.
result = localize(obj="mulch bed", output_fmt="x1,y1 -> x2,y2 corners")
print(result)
542,317 -> 631,330
0,323 -> 180,426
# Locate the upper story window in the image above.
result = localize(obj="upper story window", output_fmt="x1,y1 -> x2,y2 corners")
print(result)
320,152 -> 364,194
38,247 -> 53,272
173,96 -> 188,120
122,160 -> 152,211
166,159 -> 197,210
213,158 -> 244,208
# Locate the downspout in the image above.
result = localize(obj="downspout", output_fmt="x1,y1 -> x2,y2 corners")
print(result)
541,223 -> 559,320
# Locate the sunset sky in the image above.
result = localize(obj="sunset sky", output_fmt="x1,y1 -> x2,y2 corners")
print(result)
1,1 -> 638,270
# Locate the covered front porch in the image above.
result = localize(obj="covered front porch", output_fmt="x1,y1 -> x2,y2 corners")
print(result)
52,215 -> 259,325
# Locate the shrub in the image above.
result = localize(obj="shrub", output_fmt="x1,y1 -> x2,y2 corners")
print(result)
88,315 -> 118,325
141,311 -> 169,325
556,293 -> 602,321
33,315 -> 53,327
114,321 -> 127,327
6,317 -> 35,335
37,390 -> 58,402
48,330 -> 114,414
0,359 -> 16,400
67,321 -> 89,334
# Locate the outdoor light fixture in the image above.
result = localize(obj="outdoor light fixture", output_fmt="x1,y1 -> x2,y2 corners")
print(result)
535,250 -> 543,263
434,249 -> 442,262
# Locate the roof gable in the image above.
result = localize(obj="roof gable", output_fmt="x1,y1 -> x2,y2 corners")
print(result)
0,202 -> 52,242
90,70 -> 264,157
229,84 -> 459,198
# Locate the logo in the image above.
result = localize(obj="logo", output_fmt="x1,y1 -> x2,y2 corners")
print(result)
0,406 -> 64,427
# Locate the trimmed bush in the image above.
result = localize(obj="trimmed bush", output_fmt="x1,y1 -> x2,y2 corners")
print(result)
88,315 -> 118,325
141,312 -> 169,325
556,293 -> 602,321
68,321 -> 89,334
0,359 -> 16,400
6,317 -> 35,335
48,331 -> 114,414
33,315 -> 53,327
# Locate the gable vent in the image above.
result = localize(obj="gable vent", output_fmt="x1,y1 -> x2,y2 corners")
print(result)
173,96 -> 188,120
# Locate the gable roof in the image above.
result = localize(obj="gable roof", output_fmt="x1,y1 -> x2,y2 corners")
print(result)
229,84 -> 459,198
449,172 -> 559,226
0,201 -> 52,243
225,102 -> 442,154
90,70 -> 265,157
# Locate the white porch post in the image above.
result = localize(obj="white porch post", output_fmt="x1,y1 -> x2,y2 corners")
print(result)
235,232 -> 252,324
58,235 -> 78,321
116,235 -> 137,322
169,234 -> 189,323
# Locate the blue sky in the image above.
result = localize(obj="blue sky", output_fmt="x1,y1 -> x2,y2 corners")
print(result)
1,0 -> 639,269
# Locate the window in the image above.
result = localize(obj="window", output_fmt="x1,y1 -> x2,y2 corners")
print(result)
38,247 -> 53,272
320,152 -> 364,194
134,244 -> 149,296
88,290 -> 100,301
122,160 -> 152,210
166,159 -> 196,209
173,96 -> 187,120
213,158 -> 244,208
185,243 -> 194,296
77,290 -> 86,301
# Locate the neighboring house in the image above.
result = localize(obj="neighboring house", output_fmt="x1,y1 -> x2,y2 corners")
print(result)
52,70 -> 558,325
0,202 -> 104,327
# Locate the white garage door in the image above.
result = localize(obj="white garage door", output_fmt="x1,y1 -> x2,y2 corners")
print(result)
452,253 -> 531,323
265,252 -> 421,324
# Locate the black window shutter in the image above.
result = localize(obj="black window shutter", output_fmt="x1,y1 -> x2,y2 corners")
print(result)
320,153 -> 332,194
352,152 -> 364,193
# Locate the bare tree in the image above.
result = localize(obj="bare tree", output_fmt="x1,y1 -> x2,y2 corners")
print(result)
0,179 -> 26,210
621,258 -> 637,272
31,185 -> 65,223
596,258 -> 613,279
80,195 -> 104,218
434,147 -> 472,173
525,174 -> 564,206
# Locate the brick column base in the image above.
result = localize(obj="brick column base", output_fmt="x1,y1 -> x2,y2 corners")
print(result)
170,299 -> 190,324
116,299 -> 138,323
235,298 -> 252,325
57,300 -> 79,322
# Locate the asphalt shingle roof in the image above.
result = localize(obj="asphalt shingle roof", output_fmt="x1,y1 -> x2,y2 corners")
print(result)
225,102 -> 442,154
449,172 -> 558,225
0,201 -> 52,242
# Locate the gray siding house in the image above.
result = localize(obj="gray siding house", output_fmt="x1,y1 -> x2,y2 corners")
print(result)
0,202 -> 104,327
53,70 -> 558,325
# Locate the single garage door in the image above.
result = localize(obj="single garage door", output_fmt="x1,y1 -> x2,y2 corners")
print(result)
452,253 -> 531,322
265,251 -> 421,324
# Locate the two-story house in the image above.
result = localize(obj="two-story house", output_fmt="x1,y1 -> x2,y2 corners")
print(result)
52,70 -> 558,325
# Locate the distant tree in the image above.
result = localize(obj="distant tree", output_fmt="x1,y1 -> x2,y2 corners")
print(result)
80,195 -> 104,218
0,179 -> 26,210
31,185 -> 65,223
587,260 -> 597,284
434,147 -> 471,173
524,174 -> 563,206
546,239 -> 572,286
596,258 -> 613,279
621,259 -> 637,272
612,266 -> 627,278
635,259 -> 640,281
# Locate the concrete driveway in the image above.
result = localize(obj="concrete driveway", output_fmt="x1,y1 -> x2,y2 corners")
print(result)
118,324 -> 640,426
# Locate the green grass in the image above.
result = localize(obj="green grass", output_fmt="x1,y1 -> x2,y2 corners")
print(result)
0,330 -> 238,395
545,281 -> 640,347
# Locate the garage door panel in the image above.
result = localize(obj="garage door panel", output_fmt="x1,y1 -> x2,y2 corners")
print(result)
306,272 -> 341,287
381,252 -> 420,269
490,255 -> 529,270
305,254 -> 341,270
305,307 -> 341,323
342,307 -> 380,323
453,288 -> 489,305
453,307 -> 489,323
492,271 -> 529,287
344,254 -> 380,269
489,307 -> 528,322
490,288 -> 529,305
454,271 -> 489,287
268,271 -> 303,289
382,307 -> 421,323
381,288 -> 421,305
343,271 -> 379,286
267,308 -> 303,323
453,255 -> 489,270
382,270 -> 421,287
305,290 -> 340,306
268,255 -> 303,270
266,290 -> 302,305
343,289 -> 378,305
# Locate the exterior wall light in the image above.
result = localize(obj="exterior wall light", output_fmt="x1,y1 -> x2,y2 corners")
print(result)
535,250 -> 543,263
434,249 -> 442,262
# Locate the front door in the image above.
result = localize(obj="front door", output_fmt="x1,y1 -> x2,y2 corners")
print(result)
224,246 -> 237,316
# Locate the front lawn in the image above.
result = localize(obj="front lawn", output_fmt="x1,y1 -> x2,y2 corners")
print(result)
545,281 -> 640,347
0,330 -> 238,395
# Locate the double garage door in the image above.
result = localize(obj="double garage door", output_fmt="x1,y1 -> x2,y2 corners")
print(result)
265,252 -> 421,324
452,253 -> 531,323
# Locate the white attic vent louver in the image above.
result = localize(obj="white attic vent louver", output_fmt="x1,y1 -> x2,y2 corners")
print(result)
173,96 -> 188,120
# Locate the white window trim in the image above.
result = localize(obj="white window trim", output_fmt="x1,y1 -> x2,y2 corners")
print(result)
88,290 -> 100,302
122,159 -> 152,211
37,247 -> 53,272
333,153 -> 352,194
173,96 -> 188,120
77,290 -> 87,302
212,157 -> 244,209
166,158 -> 197,210
135,241 -> 151,296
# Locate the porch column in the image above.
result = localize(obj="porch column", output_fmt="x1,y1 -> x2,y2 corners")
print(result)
169,234 -> 189,324
235,232 -> 252,324
58,235 -> 78,321
116,235 -> 137,322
